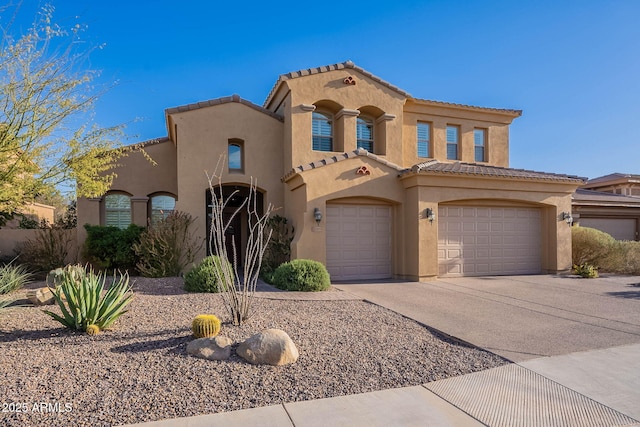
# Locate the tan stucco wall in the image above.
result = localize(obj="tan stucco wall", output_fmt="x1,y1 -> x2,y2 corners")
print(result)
76,139 -> 178,247
171,101 -> 284,259
283,69 -> 407,169
285,157 -> 405,274
401,174 -> 576,280
403,101 -> 515,168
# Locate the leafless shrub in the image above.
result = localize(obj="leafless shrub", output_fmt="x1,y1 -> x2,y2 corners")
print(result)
206,157 -> 274,325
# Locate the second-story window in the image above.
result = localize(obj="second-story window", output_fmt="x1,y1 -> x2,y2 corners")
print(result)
356,117 -> 374,151
312,111 -> 333,151
446,125 -> 459,160
474,129 -> 486,162
417,122 -> 431,158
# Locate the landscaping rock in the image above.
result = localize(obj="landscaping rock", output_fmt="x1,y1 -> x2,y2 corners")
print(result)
186,336 -> 233,360
236,329 -> 299,366
27,288 -> 55,306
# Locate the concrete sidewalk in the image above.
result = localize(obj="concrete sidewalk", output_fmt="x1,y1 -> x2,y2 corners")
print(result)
124,275 -> 640,426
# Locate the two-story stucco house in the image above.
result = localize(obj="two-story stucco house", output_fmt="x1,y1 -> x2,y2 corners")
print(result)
77,61 -> 585,280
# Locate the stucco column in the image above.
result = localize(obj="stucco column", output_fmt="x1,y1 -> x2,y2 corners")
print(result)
76,197 -> 102,254
404,186 -> 438,281
337,109 -> 359,152
374,114 -> 396,155
553,203 -> 574,273
131,197 -> 149,227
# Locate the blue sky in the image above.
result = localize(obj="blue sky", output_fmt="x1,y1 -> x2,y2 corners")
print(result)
7,1 -> 640,179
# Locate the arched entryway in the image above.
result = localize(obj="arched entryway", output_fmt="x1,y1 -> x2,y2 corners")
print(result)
205,185 -> 264,266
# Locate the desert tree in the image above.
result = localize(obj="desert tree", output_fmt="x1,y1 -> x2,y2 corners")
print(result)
0,4 -> 146,226
206,156 -> 274,325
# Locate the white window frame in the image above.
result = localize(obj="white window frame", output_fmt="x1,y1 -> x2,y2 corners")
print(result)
474,128 -> 487,162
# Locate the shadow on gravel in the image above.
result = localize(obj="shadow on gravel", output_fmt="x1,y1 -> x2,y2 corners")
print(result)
110,334 -> 192,354
0,327 -> 69,342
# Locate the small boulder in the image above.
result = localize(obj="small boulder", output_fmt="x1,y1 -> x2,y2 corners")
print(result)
236,329 -> 299,366
187,336 -> 233,361
27,288 -> 55,306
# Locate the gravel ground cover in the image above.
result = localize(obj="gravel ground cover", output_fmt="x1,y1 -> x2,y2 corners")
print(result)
0,277 -> 506,426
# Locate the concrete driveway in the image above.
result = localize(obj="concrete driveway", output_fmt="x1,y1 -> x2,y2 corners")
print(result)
333,274 -> 640,362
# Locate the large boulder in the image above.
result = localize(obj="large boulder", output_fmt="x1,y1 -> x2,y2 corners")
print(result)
186,336 -> 233,361
236,329 -> 299,366
27,288 -> 55,306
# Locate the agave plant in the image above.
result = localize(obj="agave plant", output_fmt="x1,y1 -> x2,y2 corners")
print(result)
43,267 -> 133,332
0,260 -> 33,295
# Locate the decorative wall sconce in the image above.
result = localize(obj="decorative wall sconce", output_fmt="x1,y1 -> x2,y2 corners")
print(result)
314,208 -> 323,225
561,211 -> 573,225
425,208 -> 436,223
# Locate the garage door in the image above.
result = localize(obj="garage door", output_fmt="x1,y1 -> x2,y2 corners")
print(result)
326,204 -> 392,281
579,218 -> 636,241
438,206 -> 542,277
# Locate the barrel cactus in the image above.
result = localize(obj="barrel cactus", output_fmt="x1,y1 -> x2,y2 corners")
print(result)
192,314 -> 221,338
86,324 -> 101,335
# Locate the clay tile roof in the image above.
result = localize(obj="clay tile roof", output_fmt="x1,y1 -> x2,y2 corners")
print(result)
264,60 -> 412,109
406,160 -> 586,183
165,94 -> 283,122
586,173 -> 640,185
573,188 -> 640,204
409,98 -> 522,116
281,148 -> 406,182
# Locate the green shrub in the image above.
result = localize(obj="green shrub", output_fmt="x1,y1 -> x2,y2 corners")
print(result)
573,263 -> 599,278
16,226 -> 76,272
83,224 -> 144,272
605,241 -> 640,275
133,211 -> 201,278
572,226 -> 615,267
43,266 -> 133,332
0,261 -> 32,294
184,256 -> 232,293
271,259 -> 330,292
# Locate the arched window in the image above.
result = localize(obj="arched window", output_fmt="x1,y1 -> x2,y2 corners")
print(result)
228,141 -> 243,171
356,117 -> 374,152
312,111 -> 333,151
150,195 -> 176,225
104,194 -> 131,229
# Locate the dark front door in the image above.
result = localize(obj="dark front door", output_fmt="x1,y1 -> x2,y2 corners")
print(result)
223,210 -> 242,266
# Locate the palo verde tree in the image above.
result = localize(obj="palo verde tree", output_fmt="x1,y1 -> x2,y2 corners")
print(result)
0,4 -> 144,226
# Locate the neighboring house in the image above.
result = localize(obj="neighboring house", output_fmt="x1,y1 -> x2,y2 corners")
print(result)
572,174 -> 640,241
77,61 -> 585,280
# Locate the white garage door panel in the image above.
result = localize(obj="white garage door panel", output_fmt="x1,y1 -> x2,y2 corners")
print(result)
579,218 -> 636,241
438,206 -> 542,277
326,204 -> 392,281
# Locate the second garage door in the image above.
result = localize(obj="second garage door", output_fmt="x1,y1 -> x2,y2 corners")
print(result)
438,206 -> 542,277
326,204 -> 392,281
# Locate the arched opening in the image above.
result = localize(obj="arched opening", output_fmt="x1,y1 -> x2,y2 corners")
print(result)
204,184 -> 265,266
